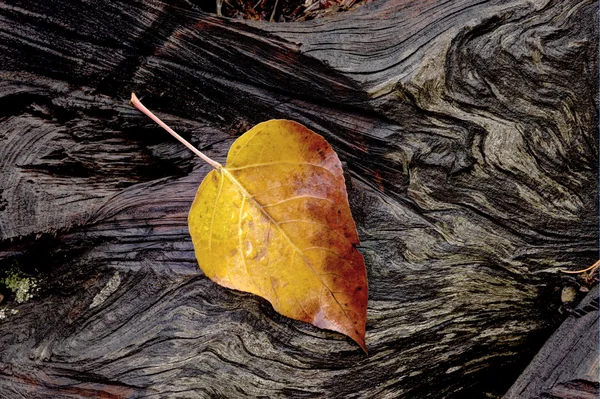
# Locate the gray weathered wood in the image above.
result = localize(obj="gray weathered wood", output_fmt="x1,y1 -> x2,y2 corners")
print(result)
0,0 -> 597,397
504,285 -> 599,399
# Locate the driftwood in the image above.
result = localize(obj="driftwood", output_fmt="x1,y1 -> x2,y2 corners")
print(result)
0,0 -> 597,397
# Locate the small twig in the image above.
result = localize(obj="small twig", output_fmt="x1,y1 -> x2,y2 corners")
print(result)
130,93 -> 222,170
561,259 -> 600,274
269,0 -> 280,22
216,0 -> 223,17
303,1 -> 320,13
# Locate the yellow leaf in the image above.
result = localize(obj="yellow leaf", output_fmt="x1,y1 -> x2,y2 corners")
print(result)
131,95 -> 368,352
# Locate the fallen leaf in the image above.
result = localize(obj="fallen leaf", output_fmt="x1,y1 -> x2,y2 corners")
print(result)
131,94 -> 368,352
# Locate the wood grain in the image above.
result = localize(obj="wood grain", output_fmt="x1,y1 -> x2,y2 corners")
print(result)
0,0 -> 597,397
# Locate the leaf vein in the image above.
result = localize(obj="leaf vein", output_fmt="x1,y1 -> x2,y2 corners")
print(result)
227,162 -> 339,181
303,246 -> 344,260
221,169 -> 355,328
278,219 -> 351,243
238,195 -> 250,283
209,171 -> 225,257
229,128 -> 263,164
262,195 -> 336,208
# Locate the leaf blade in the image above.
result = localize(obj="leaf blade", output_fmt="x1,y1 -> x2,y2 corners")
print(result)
188,120 -> 368,351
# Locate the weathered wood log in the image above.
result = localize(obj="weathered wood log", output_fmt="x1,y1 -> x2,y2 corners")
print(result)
0,0 -> 597,397
504,285 -> 599,399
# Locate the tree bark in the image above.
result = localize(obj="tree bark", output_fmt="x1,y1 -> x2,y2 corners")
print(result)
0,0 -> 597,397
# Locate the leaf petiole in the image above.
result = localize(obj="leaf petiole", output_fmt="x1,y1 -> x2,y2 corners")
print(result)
560,259 -> 600,275
130,93 -> 223,170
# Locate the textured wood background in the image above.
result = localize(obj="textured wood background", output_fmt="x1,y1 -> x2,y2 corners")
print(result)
0,0 -> 597,397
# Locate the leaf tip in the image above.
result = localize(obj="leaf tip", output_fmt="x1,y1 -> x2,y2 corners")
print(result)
354,335 -> 368,355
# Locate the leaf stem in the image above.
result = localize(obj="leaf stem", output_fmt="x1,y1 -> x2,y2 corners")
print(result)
560,259 -> 600,274
130,93 -> 222,170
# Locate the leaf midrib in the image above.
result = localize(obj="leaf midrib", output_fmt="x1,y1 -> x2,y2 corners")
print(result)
220,167 -> 356,331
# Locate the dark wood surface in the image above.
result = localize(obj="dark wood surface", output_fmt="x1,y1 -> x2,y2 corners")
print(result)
0,0 -> 597,398
504,285 -> 599,399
